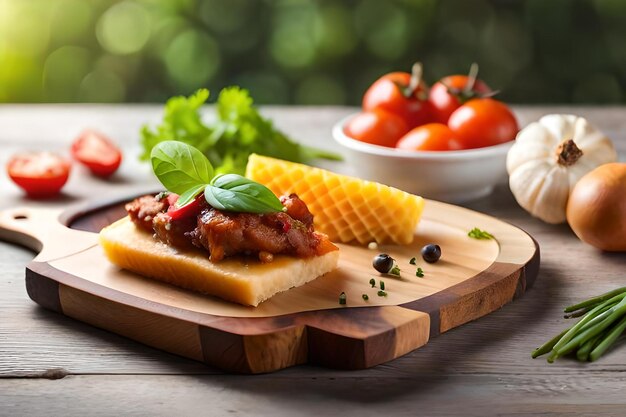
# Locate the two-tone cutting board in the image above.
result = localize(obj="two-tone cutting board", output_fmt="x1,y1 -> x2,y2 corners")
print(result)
0,192 -> 539,373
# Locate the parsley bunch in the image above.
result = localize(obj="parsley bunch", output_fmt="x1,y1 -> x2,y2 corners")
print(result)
141,87 -> 341,175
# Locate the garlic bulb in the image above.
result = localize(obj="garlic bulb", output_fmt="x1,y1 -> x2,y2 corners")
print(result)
506,114 -> 617,224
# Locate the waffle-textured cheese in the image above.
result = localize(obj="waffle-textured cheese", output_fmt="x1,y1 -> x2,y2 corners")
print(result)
246,154 -> 424,245
100,217 -> 339,306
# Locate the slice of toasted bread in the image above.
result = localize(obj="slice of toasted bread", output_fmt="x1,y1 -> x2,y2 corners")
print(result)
99,216 -> 340,306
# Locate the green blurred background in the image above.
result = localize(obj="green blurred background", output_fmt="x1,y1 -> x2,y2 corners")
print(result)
1,0 -> 625,105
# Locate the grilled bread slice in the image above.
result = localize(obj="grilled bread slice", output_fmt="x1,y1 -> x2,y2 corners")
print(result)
100,216 -> 339,306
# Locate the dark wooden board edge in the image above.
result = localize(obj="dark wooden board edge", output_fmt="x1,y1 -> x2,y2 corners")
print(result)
401,236 -> 540,336
17,191 -> 540,373
25,262 -> 429,373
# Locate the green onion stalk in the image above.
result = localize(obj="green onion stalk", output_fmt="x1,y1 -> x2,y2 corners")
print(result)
532,288 -> 626,363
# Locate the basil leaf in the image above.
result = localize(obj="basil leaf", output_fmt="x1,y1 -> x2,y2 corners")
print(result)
150,141 -> 214,195
175,184 -> 205,207
204,174 -> 284,213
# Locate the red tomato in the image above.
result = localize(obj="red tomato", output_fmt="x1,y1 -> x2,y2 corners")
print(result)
396,123 -> 462,151
429,74 -> 491,124
166,193 -> 203,220
363,64 -> 431,128
166,193 -> 180,207
71,130 -> 122,177
7,152 -> 71,197
448,98 -> 518,149
344,109 -> 409,147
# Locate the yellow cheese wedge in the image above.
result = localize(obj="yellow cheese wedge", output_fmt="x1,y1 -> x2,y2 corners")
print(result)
99,217 -> 340,306
246,154 -> 425,245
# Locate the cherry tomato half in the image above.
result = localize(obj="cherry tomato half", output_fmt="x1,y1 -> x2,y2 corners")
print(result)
428,74 -> 491,124
7,152 -> 71,197
344,109 -> 409,148
363,64 -> 431,129
166,193 -> 204,220
396,123 -> 462,151
448,98 -> 518,150
71,130 -> 122,177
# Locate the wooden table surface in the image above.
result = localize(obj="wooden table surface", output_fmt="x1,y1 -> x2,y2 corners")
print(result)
1,105 -> 625,417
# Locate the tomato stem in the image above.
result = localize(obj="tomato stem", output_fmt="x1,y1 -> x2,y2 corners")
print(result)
402,62 -> 427,99
442,63 -> 499,104
464,62 -> 479,94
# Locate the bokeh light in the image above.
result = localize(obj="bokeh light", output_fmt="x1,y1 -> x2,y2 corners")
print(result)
43,46 -> 92,102
270,0 -> 318,70
96,1 -> 152,55
296,74 -> 347,105
0,0 -> 624,104
164,29 -> 220,90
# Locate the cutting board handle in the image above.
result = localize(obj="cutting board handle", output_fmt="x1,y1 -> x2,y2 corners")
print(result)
0,207 -> 97,262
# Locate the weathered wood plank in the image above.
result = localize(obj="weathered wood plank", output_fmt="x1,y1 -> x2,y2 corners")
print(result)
2,373 -> 626,417
1,105 -> 626,415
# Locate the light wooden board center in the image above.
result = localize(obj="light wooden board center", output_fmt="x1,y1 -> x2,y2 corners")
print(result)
49,204 -> 506,318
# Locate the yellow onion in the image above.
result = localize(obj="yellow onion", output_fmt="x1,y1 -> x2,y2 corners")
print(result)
566,163 -> 626,251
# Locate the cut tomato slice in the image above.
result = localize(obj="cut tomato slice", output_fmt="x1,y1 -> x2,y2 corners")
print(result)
167,193 -> 203,220
71,130 -> 122,177
7,152 -> 71,197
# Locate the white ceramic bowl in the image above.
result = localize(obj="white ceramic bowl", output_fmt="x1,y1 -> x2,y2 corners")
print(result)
332,114 -> 514,203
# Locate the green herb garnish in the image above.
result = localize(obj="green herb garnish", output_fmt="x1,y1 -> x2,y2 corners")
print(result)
390,265 -> 401,276
362,294 -> 369,301
377,290 -> 387,297
380,280 -> 385,291
416,267 -> 424,278
141,87 -> 341,176
151,141 -> 284,214
468,227 -> 494,240
369,278 -> 376,288
205,174 -> 285,213
339,292 -> 347,305
409,257 -> 416,265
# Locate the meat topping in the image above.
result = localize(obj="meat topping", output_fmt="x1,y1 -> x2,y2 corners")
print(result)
125,195 -> 169,233
125,192 -> 324,263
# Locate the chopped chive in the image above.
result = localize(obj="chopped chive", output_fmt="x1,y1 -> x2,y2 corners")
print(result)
362,294 -> 369,301
409,257 -> 416,265
339,292 -> 346,305
369,278 -> 376,288
380,280 -> 385,291
390,265 -> 401,276
468,227 -> 494,240
416,267 -> 424,278
377,290 -> 387,297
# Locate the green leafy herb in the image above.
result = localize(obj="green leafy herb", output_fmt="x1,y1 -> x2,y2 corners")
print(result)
151,141 -> 283,214
141,87 -> 341,176
380,280 -> 385,291
150,140 -> 214,195
369,278 -> 376,288
205,174 -> 285,214
468,227 -> 494,240
416,267 -> 424,278
339,292 -> 347,305
377,290 -> 387,297
390,265 -> 401,276
409,257 -> 416,265
176,184 -> 206,207
362,294 -> 369,301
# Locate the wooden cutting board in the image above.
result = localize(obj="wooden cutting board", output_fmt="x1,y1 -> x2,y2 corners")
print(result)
0,192 -> 539,373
